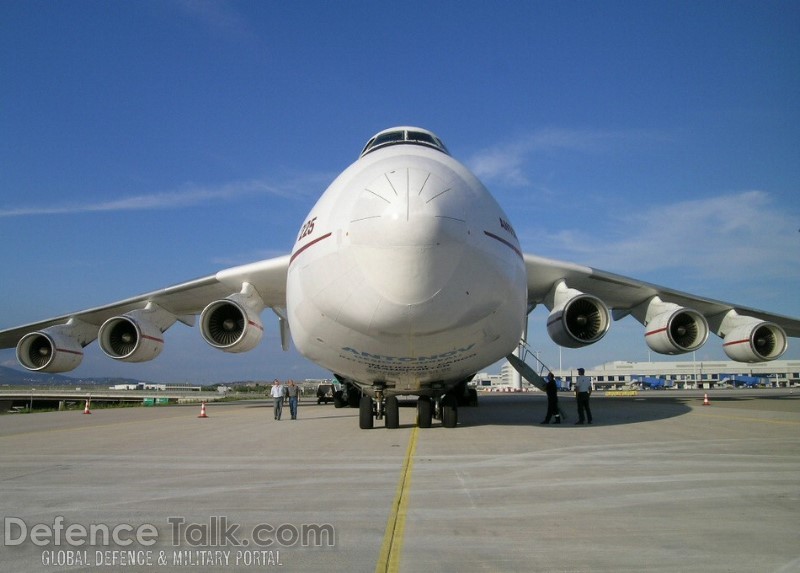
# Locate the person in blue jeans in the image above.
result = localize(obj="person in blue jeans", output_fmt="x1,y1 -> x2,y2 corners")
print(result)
271,380 -> 286,420
286,380 -> 300,420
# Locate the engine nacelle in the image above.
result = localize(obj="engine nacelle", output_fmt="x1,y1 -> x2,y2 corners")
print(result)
98,304 -> 177,362
645,308 -> 709,355
201,297 -> 264,352
723,321 -> 787,362
99,316 -> 163,362
17,330 -> 84,373
547,293 -> 610,348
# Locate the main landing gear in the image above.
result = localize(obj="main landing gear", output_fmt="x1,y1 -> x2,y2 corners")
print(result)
358,388 -> 402,430
358,390 -> 466,430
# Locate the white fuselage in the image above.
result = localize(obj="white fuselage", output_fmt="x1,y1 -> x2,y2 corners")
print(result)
286,142 -> 527,396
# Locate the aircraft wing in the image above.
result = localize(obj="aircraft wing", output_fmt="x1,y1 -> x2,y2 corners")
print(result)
524,253 -> 800,341
0,255 -> 291,349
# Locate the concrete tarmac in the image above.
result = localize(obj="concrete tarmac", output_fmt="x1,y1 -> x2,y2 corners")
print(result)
1,390 -> 799,572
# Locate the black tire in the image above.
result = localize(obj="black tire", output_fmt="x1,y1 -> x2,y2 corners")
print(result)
385,396 -> 399,429
333,391 -> 345,408
417,396 -> 433,428
359,395 -> 374,429
441,395 -> 458,428
347,388 -> 360,408
467,388 -> 479,407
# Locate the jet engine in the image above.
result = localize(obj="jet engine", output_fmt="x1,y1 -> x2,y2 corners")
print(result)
200,284 -> 265,352
98,305 -> 177,362
15,320 -> 97,373
546,282 -> 610,348
644,307 -> 709,355
17,331 -> 83,373
723,320 -> 787,362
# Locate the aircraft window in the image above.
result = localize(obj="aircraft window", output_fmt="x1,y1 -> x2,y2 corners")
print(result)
408,131 -> 436,145
360,129 -> 449,157
375,131 -> 405,146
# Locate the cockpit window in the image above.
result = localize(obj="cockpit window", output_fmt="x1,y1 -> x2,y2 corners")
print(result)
360,128 -> 449,158
407,131 -> 437,146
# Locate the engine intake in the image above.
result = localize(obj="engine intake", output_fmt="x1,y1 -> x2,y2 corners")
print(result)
201,297 -> 264,352
17,331 -> 84,373
99,317 -> 162,362
723,321 -> 787,362
98,304 -> 177,362
645,308 -> 709,355
547,293 -> 610,348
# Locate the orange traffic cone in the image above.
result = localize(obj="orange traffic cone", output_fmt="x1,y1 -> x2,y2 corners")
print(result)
83,400 -> 92,414
198,402 -> 209,418
703,393 -> 710,406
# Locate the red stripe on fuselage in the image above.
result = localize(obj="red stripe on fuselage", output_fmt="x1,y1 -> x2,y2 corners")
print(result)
483,231 -> 523,260
290,232 -> 333,265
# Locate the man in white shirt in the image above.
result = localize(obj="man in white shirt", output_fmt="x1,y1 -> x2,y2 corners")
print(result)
574,368 -> 593,425
270,380 -> 286,420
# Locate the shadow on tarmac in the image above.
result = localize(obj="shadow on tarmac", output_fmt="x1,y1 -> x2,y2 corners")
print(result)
456,393 -> 693,428
239,391 -> 798,428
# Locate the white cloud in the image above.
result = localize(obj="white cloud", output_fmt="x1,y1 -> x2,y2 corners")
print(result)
466,128 -> 663,186
525,190 -> 800,283
0,179 -> 288,218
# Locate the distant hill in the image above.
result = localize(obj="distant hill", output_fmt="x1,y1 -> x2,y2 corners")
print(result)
0,365 -> 147,387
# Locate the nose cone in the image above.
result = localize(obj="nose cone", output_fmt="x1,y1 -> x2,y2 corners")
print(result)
348,166 -> 467,306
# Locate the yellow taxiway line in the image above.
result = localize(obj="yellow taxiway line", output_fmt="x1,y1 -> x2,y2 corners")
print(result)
375,426 -> 419,573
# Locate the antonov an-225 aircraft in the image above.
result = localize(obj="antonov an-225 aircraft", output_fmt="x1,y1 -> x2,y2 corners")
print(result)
1,127 -> 799,429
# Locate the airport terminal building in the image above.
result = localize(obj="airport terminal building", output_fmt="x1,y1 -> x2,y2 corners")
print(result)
479,359 -> 800,390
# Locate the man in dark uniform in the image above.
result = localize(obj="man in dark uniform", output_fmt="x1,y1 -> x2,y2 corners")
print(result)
540,372 -> 561,424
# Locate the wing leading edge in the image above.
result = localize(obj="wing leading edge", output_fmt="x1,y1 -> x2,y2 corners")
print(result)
525,253 -> 800,362
0,255 -> 290,371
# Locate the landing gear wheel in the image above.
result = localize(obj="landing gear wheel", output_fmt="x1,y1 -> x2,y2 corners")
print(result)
417,396 -> 433,428
347,388 -> 360,408
347,384 -> 361,408
333,391 -> 345,408
359,395 -> 374,429
385,396 -> 399,429
441,395 -> 458,428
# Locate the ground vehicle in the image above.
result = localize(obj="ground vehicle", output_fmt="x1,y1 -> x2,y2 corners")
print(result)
316,383 -> 334,404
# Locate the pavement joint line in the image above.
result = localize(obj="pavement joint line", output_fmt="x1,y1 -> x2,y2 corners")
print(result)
375,426 -> 418,573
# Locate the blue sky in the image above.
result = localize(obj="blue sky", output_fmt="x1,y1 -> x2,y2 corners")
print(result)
1,1 -> 798,383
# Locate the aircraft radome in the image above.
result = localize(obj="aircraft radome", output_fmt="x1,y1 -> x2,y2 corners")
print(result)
1,127 -> 798,429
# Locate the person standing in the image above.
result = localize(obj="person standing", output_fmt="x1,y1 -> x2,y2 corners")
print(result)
286,380 -> 300,420
574,368 -> 593,424
540,372 -> 561,424
271,379 -> 286,420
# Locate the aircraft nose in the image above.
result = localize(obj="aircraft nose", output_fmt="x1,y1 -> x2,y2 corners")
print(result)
347,165 -> 468,306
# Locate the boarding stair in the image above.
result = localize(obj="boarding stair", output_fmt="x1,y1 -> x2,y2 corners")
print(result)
506,342 -> 567,420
